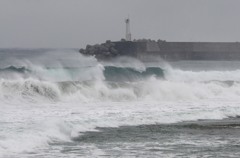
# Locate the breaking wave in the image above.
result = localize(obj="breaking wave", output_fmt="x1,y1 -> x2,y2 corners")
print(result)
0,66 -> 30,73
0,65 -> 164,81
0,64 -> 240,102
2,53 -> 240,156
104,66 -> 164,81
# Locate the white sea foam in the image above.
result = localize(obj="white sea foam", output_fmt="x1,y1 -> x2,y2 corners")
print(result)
1,52 -> 240,157
0,119 -> 73,156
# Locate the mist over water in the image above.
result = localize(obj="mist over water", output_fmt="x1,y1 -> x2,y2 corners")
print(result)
1,49 -> 240,157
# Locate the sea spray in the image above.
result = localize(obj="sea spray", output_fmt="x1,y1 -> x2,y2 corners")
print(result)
165,67 -> 240,82
0,66 -> 240,102
1,49 -> 240,157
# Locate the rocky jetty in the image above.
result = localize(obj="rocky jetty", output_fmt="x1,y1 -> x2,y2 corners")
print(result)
79,40 -> 119,59
79,39 -> 240,61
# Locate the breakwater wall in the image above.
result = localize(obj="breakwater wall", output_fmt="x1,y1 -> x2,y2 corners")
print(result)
80,40 -> 240,61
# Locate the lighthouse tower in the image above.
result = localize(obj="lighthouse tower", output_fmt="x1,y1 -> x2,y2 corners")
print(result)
125,17 -> 131,41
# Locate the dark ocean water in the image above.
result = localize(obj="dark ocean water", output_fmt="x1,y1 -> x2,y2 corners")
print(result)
1,49 -> 240,157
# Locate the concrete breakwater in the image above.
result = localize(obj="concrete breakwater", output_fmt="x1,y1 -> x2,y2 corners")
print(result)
79,40 -> 240,61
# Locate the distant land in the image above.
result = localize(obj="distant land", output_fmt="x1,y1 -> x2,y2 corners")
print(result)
79,39 -> 240,61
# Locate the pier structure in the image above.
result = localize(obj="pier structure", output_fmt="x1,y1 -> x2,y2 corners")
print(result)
79,18 -> 240,61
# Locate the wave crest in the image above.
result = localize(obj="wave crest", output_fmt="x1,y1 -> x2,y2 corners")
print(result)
0,79 -> 61,101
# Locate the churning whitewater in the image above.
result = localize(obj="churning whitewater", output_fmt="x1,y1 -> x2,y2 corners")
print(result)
1,49 -> 240,157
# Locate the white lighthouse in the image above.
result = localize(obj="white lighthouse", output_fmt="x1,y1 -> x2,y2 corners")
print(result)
125,17 -> 131,41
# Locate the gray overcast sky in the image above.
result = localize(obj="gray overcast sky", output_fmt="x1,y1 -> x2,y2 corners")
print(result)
0,0 -> 240,48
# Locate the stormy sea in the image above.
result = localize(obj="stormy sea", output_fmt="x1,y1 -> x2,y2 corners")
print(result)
1,48 -> 240,158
